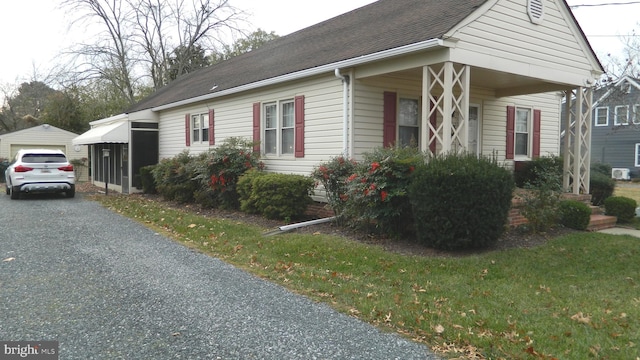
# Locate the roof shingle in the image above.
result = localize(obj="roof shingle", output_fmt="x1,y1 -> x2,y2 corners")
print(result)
128,0 -> 487,112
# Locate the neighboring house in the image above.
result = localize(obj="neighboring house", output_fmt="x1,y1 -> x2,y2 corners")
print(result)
590,76 -> 640,179
0,124 -> 89,182
75,0 -> 603,195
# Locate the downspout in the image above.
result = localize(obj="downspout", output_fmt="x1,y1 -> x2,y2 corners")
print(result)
335,69 -> 350,157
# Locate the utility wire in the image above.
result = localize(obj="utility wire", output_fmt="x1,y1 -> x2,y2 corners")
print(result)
570,1 -> 640,8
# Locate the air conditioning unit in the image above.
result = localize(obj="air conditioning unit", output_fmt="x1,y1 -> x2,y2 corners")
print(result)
611,168 -> 630,180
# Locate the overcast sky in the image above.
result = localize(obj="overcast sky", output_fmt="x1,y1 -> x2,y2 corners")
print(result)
0,0 -> 638,89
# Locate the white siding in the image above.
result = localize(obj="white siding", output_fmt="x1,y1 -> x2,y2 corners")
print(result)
157,74 -> 346,176
449,0 -> 598,82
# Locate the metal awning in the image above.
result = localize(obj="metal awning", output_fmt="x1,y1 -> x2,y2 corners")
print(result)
72,122 -> 128,145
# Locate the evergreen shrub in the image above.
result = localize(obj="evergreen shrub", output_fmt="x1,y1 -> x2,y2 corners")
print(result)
513,156 -> 563,188
409,153 -> 514,250
245,173 -> 314,220
151,150 -> 198,203
139,165 -> 157,194
558,200 -> 591,230
590,172 -> 615,206
604,196 -> 637,223
238,169 -> 268,214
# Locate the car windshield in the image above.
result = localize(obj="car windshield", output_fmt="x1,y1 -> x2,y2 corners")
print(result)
21,154 -> 67,163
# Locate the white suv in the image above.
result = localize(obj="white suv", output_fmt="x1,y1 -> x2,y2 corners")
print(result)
4,149 -> 76,199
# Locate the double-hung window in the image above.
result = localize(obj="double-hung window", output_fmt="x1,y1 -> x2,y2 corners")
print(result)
191,113 -> 209,143
264,100 -> 295,155
398,98 -> 419,147
614,105 -> 629,126
595,107 -> 609,127
515,107 -> 531,157
633,104 -> 640,125
636,143 -> 640,167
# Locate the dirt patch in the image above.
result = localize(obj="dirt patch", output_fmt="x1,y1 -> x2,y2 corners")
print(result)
77,182 -> 577,257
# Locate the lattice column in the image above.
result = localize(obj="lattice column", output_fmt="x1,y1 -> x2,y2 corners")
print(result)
423,62 -> 470,156
564,87 -> 592,194
562,89 -> 575,191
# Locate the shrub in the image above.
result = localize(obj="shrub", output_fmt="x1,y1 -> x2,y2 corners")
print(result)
244,173 -> 315,220
558,200 -> 591,230
138,165 -> 157,194
238,169 -> 268,214
590,171 -> 615,206
311,156 -> 357,216
342,147 -> 425,237
192,137 -> 263,209
518,157 -> 564,233
409,153 -> 514,250
604,196 -> 637,223
514,156 -> 563,188
591,162 -> 612,177
152,150 -> 198,203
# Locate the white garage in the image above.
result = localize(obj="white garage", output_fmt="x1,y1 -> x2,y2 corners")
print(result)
0,124 -> 89,182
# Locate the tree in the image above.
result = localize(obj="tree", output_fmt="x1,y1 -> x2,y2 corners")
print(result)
0,81 -> 57,133
40,88 -> 88,134
166,44 -> 211,83
210,29 -> 279,64
61,0 -> 245,102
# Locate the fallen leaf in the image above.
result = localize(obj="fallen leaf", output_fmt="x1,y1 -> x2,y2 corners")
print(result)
571,312 -> 591,324
188,223 -> 197,228
3,257 -> 15,262
434,324 -> 445,334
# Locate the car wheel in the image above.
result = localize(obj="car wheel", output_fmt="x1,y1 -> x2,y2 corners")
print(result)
66,185 -> 75,198
10,186 -> 20,200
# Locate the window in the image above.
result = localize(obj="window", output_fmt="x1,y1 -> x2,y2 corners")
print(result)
515,107 -> 531,156
264,99 -> 296,155
595,107 -> 609,126
633,104 -> 640,124
506,105 -> 540,160
615,105 -> 629,125
636,143 -> 640,167
191,113 -> 209,143
398,98 -> 419,147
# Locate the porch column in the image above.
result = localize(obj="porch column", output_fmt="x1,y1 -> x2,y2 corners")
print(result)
423,62 -> 471,156
563,87 -> 592,194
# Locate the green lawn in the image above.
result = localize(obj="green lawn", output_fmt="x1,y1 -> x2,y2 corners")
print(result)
95,194 -> 639,359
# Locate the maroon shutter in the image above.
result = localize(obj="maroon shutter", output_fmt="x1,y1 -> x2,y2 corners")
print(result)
294,95 -> 305,158
208,109 -> 215,146
429,100 -> 437,154
383,92 -> 397,147
253,102 -> 261,153
185,114 -> 191,147
506,106 -> 515,160
532,109 -> 541,158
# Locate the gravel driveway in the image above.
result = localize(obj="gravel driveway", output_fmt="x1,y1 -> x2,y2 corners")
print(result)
0,193 -> 438,359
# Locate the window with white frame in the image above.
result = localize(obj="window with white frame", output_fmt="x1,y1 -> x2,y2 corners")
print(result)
595,107 -> 609,126
636,143 -> 640,167
264,99 -> 295,155
614,105 -> 629,125
633,104 -> 640,124
191,113 -> 209,143
398,98 -> 419,147
515,107 -> 531,156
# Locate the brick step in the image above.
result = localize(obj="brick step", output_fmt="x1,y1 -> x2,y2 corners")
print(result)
590,205 -> 604,215
587,214 -> 618,231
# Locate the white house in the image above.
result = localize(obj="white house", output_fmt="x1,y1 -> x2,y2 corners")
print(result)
75,0 -> 603,195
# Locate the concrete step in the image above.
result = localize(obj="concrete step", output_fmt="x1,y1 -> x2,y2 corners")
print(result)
587,214 -> 618,231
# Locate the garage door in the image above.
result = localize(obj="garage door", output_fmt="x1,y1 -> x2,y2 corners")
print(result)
10,144 -> 67,159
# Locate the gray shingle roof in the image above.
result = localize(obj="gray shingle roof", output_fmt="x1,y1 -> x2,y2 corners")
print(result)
127,0 -> 488,112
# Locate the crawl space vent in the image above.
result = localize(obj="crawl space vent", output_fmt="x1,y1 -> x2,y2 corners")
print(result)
528,0 -> 544,24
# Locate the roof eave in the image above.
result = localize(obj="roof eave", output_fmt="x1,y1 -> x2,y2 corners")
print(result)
150,38 -> 446,112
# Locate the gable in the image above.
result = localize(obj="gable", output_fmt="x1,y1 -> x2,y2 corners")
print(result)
445,0 -> 602,86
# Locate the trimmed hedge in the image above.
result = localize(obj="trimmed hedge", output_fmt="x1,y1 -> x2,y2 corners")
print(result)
409,153 -> 514,250
604,196 -> 637,223
241,173 -> 314,220
558,200 -> 591,230
590,172 -> 615,206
